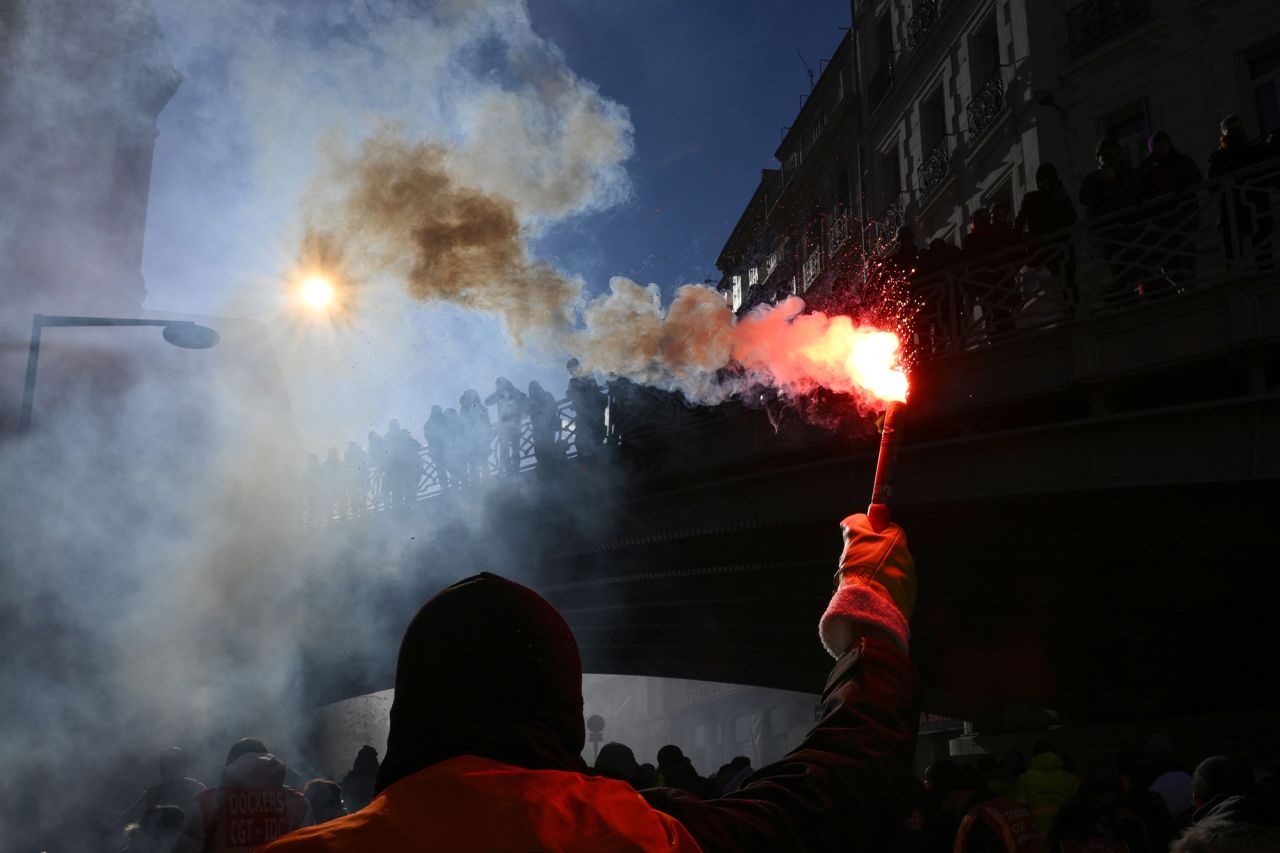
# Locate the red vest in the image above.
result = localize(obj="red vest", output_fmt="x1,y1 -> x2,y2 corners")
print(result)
195,785 -> 310,852
259,755 -> 704,852
955,798 -> 1044,853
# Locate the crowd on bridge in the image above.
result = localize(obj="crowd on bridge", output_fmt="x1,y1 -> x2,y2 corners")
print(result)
296,359 -> 611,525
865,115 -> 1280,345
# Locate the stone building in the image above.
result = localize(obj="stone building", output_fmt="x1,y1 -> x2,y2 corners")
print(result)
852,0 -> 1280,248
717,0 -> 1280,315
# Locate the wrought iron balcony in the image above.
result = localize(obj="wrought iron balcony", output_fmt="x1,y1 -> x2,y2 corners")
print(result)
802,251 -> 823,291
825,211 -> 851,258
1067,0 -> 1151,59
872,199 -> 904,244
966,71 -> 1005,143
867,55 -> 896,112
918,139 -> 950,199
905,0 -> 938,53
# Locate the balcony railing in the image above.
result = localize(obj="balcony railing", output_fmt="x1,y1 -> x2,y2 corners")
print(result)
965,71 -> 1005,143
870,199 -> 905,245
905,0 -> 938,53
1067,0 -> 1151,59
867,54 -> 896,112
802,250 -> 823,291
918,139 -> 950,199
826,211 -> 851,258
906,154 -> 1280,353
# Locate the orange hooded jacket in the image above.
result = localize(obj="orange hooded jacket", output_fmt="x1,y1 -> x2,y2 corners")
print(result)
258,755 -> 703,852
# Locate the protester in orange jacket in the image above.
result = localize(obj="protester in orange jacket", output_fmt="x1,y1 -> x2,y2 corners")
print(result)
260,513 -> 920,852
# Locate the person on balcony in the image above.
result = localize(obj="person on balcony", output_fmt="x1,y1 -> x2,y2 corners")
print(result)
343,440 -> 369,516
1208,115 -> 1274,270
260,513 -> 921,852
459,389 -> 491,483
1079,137 -> 1142,302
1015,163 -> 1078,306
565,358 -> 607,459
486,377 -> 529,476
963,208 -> 1017,338
527,380 -> 563,471
885,224 -> 920,280
1139,131 -> 1202,294
423,405 -> 452,492
989,202 -> 1019,252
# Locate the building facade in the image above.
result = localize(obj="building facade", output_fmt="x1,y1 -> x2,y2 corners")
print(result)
853,0 -> 1280,250
718,0 -> 1280,317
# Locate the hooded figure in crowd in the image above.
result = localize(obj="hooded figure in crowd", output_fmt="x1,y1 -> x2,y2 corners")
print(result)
1014,740 -> 1080,838
262,512 -> 920,851
114,747 -> 206,843
172,738 -> 311,853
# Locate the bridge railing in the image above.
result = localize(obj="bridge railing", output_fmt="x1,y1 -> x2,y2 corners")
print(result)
908,153 -> 1280,352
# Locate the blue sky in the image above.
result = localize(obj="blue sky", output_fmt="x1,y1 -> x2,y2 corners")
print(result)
141,0 -> 853,447
525,0 -> 852,295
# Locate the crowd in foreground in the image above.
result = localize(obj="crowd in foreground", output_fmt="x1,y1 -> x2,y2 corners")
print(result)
95,512 -> 1279,853
112,733 -> 1280,853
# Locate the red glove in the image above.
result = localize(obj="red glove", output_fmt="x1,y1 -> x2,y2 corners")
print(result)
819,513 -> 916,657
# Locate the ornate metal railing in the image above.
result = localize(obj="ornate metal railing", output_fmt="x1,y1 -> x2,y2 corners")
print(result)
870,199 -> 905,244
965,71 -> 1005,143
826,211 -> 851,259
867,54 -> 896,112
905,0 -> 938,53
907,154 -> 1280,353
802,250 -> 823,291
1066,0 -> 1151,59
918,139 -> 950,200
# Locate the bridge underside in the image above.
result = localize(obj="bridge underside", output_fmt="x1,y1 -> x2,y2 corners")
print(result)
303,275 -> 1280,723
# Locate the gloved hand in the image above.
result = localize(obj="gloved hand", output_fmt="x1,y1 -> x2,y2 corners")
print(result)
819,513 -> 916,657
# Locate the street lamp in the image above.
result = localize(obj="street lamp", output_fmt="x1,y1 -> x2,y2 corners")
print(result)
17,313 -> 221,432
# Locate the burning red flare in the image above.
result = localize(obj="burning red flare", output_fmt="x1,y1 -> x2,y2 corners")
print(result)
732,301 -> 910,408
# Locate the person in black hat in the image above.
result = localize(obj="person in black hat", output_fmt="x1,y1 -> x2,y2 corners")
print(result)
263,513 -> 920,851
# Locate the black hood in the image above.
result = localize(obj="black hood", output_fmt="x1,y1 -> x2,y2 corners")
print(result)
375,573 -> 586,793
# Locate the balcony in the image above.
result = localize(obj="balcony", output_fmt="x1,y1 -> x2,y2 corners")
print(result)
965,71 -> 1005,143
825,211 -> 851,258
1067,0 -> 1151,59
867,54 -> 896,112
918,139 -> 950,200
802,251 -> 822,291
871,199 -> 904,244
904,0 -> 938,53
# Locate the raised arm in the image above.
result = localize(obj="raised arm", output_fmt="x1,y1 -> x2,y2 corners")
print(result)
642,513 -> 921,853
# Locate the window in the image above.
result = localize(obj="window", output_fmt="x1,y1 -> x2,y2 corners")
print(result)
969,14 -> 1000,93
1250,46 -> 1280,137
879,145 -> 902,212
984,177 -> 1014,218
748,266 -> 759,286
731,276 -> 743,312
1100,99 -> 1149,167
875,13 -> 894,66
920,85 -> 947,153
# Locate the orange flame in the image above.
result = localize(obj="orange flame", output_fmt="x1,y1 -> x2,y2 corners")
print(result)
844,329 -> 909,404
731,301 -> 910,408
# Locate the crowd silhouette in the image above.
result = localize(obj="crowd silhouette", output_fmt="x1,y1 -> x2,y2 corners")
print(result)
877,117 -> 1280,351
109,732 -> 1280,852
297,362 -> 611,526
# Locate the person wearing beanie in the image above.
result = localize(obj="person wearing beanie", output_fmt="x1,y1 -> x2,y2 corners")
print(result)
171,738 -> 311,853
262,512 -> 920,851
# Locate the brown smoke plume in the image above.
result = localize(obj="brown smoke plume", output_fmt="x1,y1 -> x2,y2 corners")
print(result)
305,128 -> 583,342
